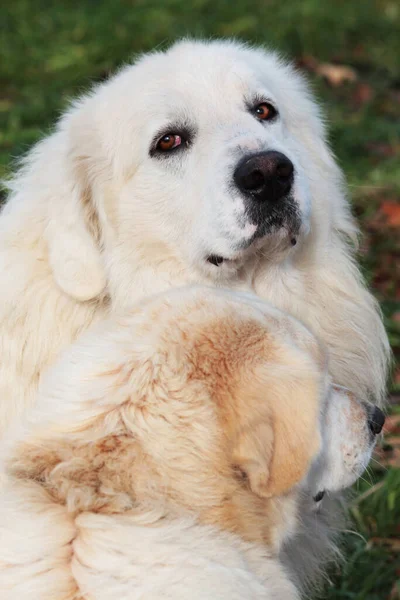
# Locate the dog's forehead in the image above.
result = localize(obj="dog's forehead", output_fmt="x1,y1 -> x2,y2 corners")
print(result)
130,44 -> 278,117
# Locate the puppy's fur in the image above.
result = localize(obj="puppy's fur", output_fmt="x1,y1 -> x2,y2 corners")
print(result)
0,288 -> 377,600
0,40 -> 390,587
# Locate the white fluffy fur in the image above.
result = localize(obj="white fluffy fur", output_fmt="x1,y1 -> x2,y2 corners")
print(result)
0,481 -> 299,600
0,39 -> 390,589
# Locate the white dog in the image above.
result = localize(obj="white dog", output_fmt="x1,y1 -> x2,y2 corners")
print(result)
0,287 -> 382,600
0,39 -> 389,588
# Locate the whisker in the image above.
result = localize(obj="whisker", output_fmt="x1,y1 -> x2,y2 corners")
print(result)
369,456 -> 388,472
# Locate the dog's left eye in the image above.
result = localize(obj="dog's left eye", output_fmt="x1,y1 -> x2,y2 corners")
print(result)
253,102 -> 278,121
156,134 -> 183,152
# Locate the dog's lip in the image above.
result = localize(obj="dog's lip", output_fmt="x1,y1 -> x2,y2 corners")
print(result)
207,254 -> 225,266
206,241 -> 255,267
206,230 -> 300,267
206,254 -> 241,267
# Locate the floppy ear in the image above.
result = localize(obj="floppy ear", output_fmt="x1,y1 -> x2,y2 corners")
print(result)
46,189 -> 106,302
43,102 -> 107,301
231,354 -> 322,498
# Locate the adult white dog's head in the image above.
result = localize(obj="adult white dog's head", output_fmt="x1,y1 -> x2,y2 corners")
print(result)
97,40 -> 318,273
21,39 -> 348,300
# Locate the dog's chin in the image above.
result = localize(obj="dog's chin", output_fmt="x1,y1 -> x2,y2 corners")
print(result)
310,446 -> 374,502
204,227 -> 300,272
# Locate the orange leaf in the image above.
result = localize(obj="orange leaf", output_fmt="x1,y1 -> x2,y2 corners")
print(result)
384,414 -> 400,435
389,581 -> 400,600
381,202 -> 400,227
370,537 -> 400,551
352,82 -> 374,107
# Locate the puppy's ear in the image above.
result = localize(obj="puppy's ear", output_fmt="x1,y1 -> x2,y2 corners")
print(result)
231,353 -> 323,498
232,416 -> 274,497
44,103 -> 107,301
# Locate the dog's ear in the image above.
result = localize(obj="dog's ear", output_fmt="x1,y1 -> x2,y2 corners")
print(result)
43,102 -> 107,301
232,416 -> 274,497
231,351 -> 323,498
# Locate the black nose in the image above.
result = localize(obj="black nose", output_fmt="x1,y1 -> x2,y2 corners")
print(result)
368,406 -> 385,435
234,151 -> 294,203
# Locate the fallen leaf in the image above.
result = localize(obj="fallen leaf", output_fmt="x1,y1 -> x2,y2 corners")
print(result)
296,54 -> 319,71
366,143 -> 400,160
389,581 -> 400,600
381,202 -> 400,227
297,56 -> 359,87
384,414 -> 400,435
352,82 -> 374,107
315,63 -> 358,87
369,537 -> 400,551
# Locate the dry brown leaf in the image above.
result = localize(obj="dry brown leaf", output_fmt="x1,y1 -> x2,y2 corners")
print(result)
315,63 -> 358,87
381,202 -> 400,227
296,55 -> 319,71
369,537 -> 400,551
384,414 -> 400,436
389,581 -> 400,600
366,143 -> 400,159
352,82 -> 374,107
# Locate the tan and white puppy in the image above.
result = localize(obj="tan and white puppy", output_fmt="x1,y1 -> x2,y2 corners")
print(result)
0,288 -> 382,600
0,40 -> 389,587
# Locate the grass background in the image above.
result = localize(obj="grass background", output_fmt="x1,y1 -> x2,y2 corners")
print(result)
1,1 -> 399,598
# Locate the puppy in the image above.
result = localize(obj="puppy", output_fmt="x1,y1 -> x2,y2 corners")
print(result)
0,288 -> 382,599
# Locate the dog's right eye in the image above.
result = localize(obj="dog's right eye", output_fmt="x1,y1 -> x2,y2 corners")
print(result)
156,134 -> 183,152
151,130 -> 192,157
151,123 -> 194,157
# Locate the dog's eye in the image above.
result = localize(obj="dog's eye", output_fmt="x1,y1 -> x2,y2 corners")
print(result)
156,134 -> 183,152
253,102 -> 277,121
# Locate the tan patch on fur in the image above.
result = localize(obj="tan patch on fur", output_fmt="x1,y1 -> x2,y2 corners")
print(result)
185,313 -> 321,498
165,311 -> 322,546
10,434 -> 157,515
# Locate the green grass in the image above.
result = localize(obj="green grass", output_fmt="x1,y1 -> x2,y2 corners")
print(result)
1,1 -> 399,597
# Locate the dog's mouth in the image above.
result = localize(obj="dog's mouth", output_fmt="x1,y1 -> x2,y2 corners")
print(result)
206,254 -> 242,268
206,236 -> 298,268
